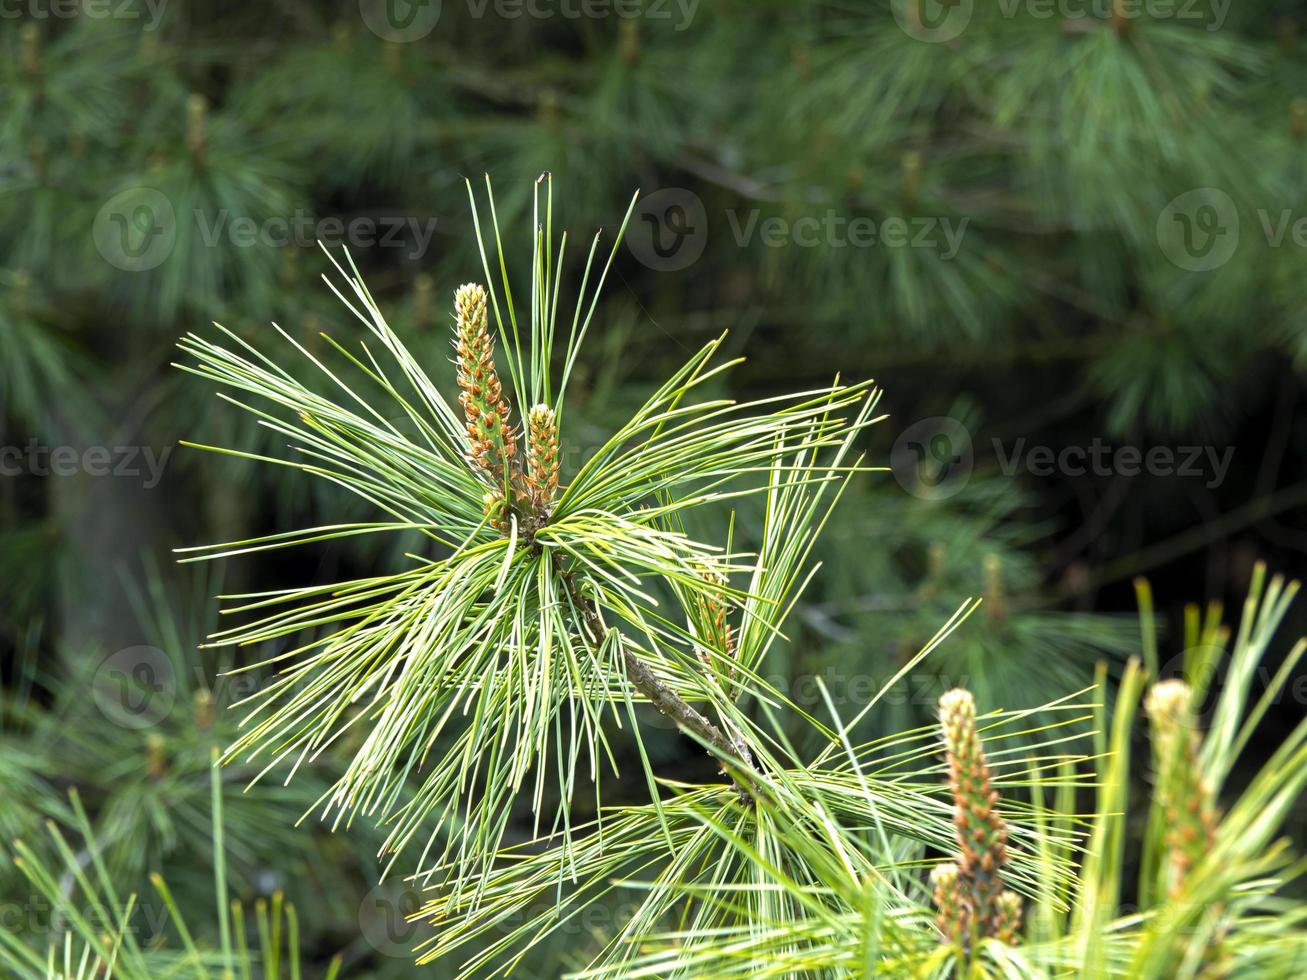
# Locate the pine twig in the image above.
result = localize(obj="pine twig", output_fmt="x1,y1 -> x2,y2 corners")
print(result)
559,565 -> 760,801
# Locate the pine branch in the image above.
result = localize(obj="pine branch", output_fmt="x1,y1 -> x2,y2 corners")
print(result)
558,563 -> 760,801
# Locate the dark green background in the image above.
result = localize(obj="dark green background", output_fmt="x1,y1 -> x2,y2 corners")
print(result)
3,1 -> 1306,974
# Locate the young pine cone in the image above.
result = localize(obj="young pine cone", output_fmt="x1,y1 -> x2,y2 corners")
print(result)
454,283 -> 517,487
935,688 -> 1021,948
525,404 -> 560,512
1145,680 -> 1219,898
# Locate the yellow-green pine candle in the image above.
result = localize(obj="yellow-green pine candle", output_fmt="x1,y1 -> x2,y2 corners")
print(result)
930,862 -> 970,948
526,403 -> 560,512
1145,680 -> 1218,898
482,489 -> 510,534
454,283 -> 517,488
993,889 -> 1022,945
939,688 -> 1019,944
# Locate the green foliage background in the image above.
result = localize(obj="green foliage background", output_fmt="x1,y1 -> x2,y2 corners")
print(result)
3,1 -> 1307,975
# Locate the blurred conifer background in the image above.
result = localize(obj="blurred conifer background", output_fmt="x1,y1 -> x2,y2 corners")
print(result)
3,1 -> 1307,975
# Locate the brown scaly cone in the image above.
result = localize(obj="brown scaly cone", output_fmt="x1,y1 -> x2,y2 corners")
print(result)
935,688 -> 1022,950
454,283 -> 518,491
526,404 -> 560,514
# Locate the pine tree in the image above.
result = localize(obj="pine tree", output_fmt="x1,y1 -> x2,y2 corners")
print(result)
4,4 -> 1307,977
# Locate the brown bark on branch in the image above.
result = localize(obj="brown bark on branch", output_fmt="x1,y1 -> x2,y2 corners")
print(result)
558,564 -> 760,800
